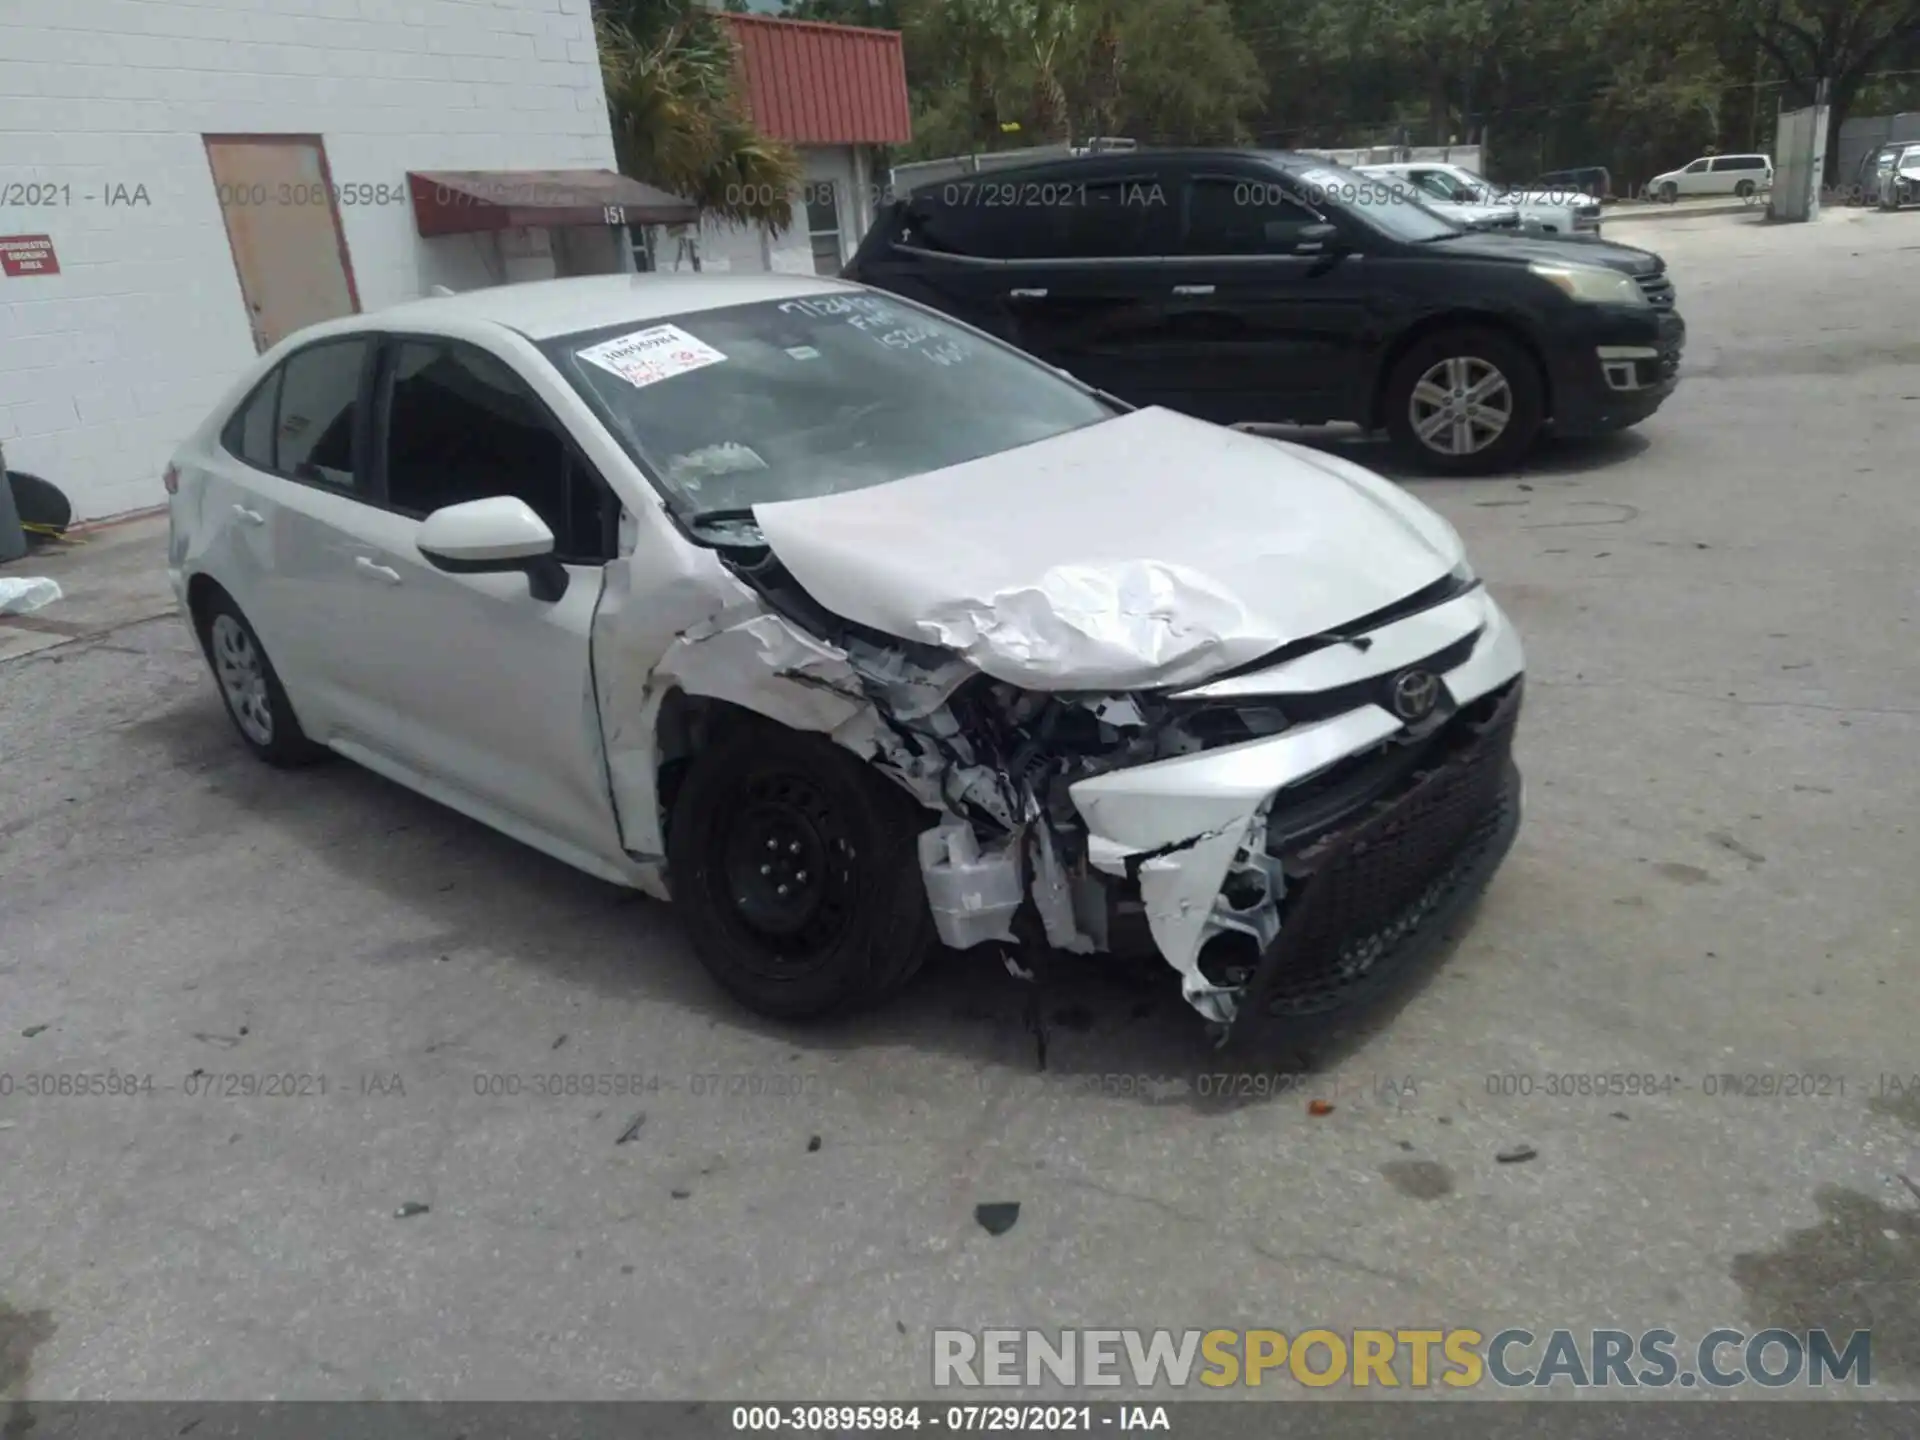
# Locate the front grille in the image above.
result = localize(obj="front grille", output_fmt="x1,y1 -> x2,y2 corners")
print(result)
1247,681 -> 1521,1017
1636,272 -> 1676,310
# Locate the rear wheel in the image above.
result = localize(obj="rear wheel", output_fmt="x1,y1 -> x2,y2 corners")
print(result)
1384,328 -> 1545,476
1735,179 -> 1757,200
666,721 -> 939,1019
197,591 -> 326,767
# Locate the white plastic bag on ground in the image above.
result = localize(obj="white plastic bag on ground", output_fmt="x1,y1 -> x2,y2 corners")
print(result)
0,577 -> 61,615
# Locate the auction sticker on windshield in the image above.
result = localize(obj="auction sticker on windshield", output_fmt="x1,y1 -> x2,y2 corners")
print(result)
576,324 -> 726,389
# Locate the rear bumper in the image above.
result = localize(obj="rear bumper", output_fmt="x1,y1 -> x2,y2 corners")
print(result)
1549,308 -> 1686,435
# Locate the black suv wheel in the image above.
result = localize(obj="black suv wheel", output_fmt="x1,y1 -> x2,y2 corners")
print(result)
1384,328 -> 1546,475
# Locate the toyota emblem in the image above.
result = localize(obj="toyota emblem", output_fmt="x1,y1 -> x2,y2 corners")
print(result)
1389,669 -> 1440,722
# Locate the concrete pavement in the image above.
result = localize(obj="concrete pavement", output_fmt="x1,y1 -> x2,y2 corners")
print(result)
4,208 -> 1920,1404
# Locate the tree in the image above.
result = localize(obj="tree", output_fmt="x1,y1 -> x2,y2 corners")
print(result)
1740,0 -> 1920,177
594,0 -> 803,226
895,0 -> 1261,155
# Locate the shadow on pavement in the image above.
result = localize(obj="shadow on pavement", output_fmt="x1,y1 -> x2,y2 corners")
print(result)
129,634 -> 1488,1120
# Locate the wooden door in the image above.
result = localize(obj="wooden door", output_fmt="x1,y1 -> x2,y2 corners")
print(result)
205,136 -> 360,353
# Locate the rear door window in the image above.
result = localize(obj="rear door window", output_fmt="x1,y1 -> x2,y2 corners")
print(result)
904,187 -> 1064,260
1056,177 -> 1177,257
259,339 -> 370,495
223,371 -> 282,471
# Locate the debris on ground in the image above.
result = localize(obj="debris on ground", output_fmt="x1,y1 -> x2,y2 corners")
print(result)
1496,1144 -> 1538,1164
394,1202 -> 430,1219
0,577 -> 61,615
806,1135 -> 822,1152
974,1202 -> 1020,1236
0,1120 -> 17,1131
21,1024 -> 48,1038
670,1188 -> 692,1200
615,1113 -> 647,1145
1308,1099 -> 1335,1117
1611,1111 -> 1630,1121
552,1034 -> 568,1050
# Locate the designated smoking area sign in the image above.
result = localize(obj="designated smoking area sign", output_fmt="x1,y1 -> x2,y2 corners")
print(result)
0,234 -> 61,276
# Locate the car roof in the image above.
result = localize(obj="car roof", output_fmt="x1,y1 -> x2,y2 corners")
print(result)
909,147 -> 1322,190
351,272 -> 864,342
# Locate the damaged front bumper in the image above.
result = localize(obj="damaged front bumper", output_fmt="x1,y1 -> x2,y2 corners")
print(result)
1064,586 -> 1525,1027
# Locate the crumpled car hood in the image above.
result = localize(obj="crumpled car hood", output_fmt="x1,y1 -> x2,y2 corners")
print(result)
749,407 -> 1460,691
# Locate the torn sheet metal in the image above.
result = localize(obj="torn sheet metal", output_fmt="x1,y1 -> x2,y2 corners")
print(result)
749,407 -> 1458,691
1069,704 -> 1406,1021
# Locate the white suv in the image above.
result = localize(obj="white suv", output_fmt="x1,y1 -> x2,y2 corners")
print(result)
1647,153 -> 1773,202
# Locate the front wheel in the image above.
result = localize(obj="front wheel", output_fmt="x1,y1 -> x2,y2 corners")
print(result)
1660,182 -> 1679,203
666,721 -> 940,1019
1384,329 -> 1546,476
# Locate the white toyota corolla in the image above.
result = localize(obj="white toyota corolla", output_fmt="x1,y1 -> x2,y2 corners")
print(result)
166,273 -> 1525,1039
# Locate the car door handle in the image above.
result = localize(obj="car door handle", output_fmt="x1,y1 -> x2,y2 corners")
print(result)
231,504 -> 265,526
1171,284 -> 1216,296
354,556 -> 402,585
1007,288 -> 1048,299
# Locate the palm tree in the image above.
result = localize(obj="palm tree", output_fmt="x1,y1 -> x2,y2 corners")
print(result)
594,0 -> 804,228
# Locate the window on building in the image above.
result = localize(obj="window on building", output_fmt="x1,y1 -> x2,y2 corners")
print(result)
381,340 -> 612,561
806,182 -> 844,274
275,339 -> 370,490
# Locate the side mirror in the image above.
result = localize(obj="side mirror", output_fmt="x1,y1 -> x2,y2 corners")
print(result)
417,496 -> 568,602
1294,222 -> 1342,254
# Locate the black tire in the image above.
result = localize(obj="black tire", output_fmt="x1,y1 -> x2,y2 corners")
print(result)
195,589 -> 327,767
666,720 -> 940,1019
1735,179 -> 1756,199
1660,182 -> 1678,203
1383,327 -> 1546,476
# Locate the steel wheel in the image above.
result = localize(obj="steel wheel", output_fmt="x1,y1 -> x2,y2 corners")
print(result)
711,771 -> 860,978
210,613 -> 274,746
1408,356 -> 1514,458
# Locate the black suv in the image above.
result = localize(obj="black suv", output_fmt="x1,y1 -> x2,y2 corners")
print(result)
844,150 -> 1685,474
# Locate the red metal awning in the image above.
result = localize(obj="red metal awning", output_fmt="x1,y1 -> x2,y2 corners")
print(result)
407,170 -> 699,237
723,13 -> 911,147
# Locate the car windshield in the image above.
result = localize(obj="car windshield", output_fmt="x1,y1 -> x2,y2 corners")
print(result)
1287,160 -> 1463,242
539,294 -> 1114,526
1449,168 -> 1501,199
